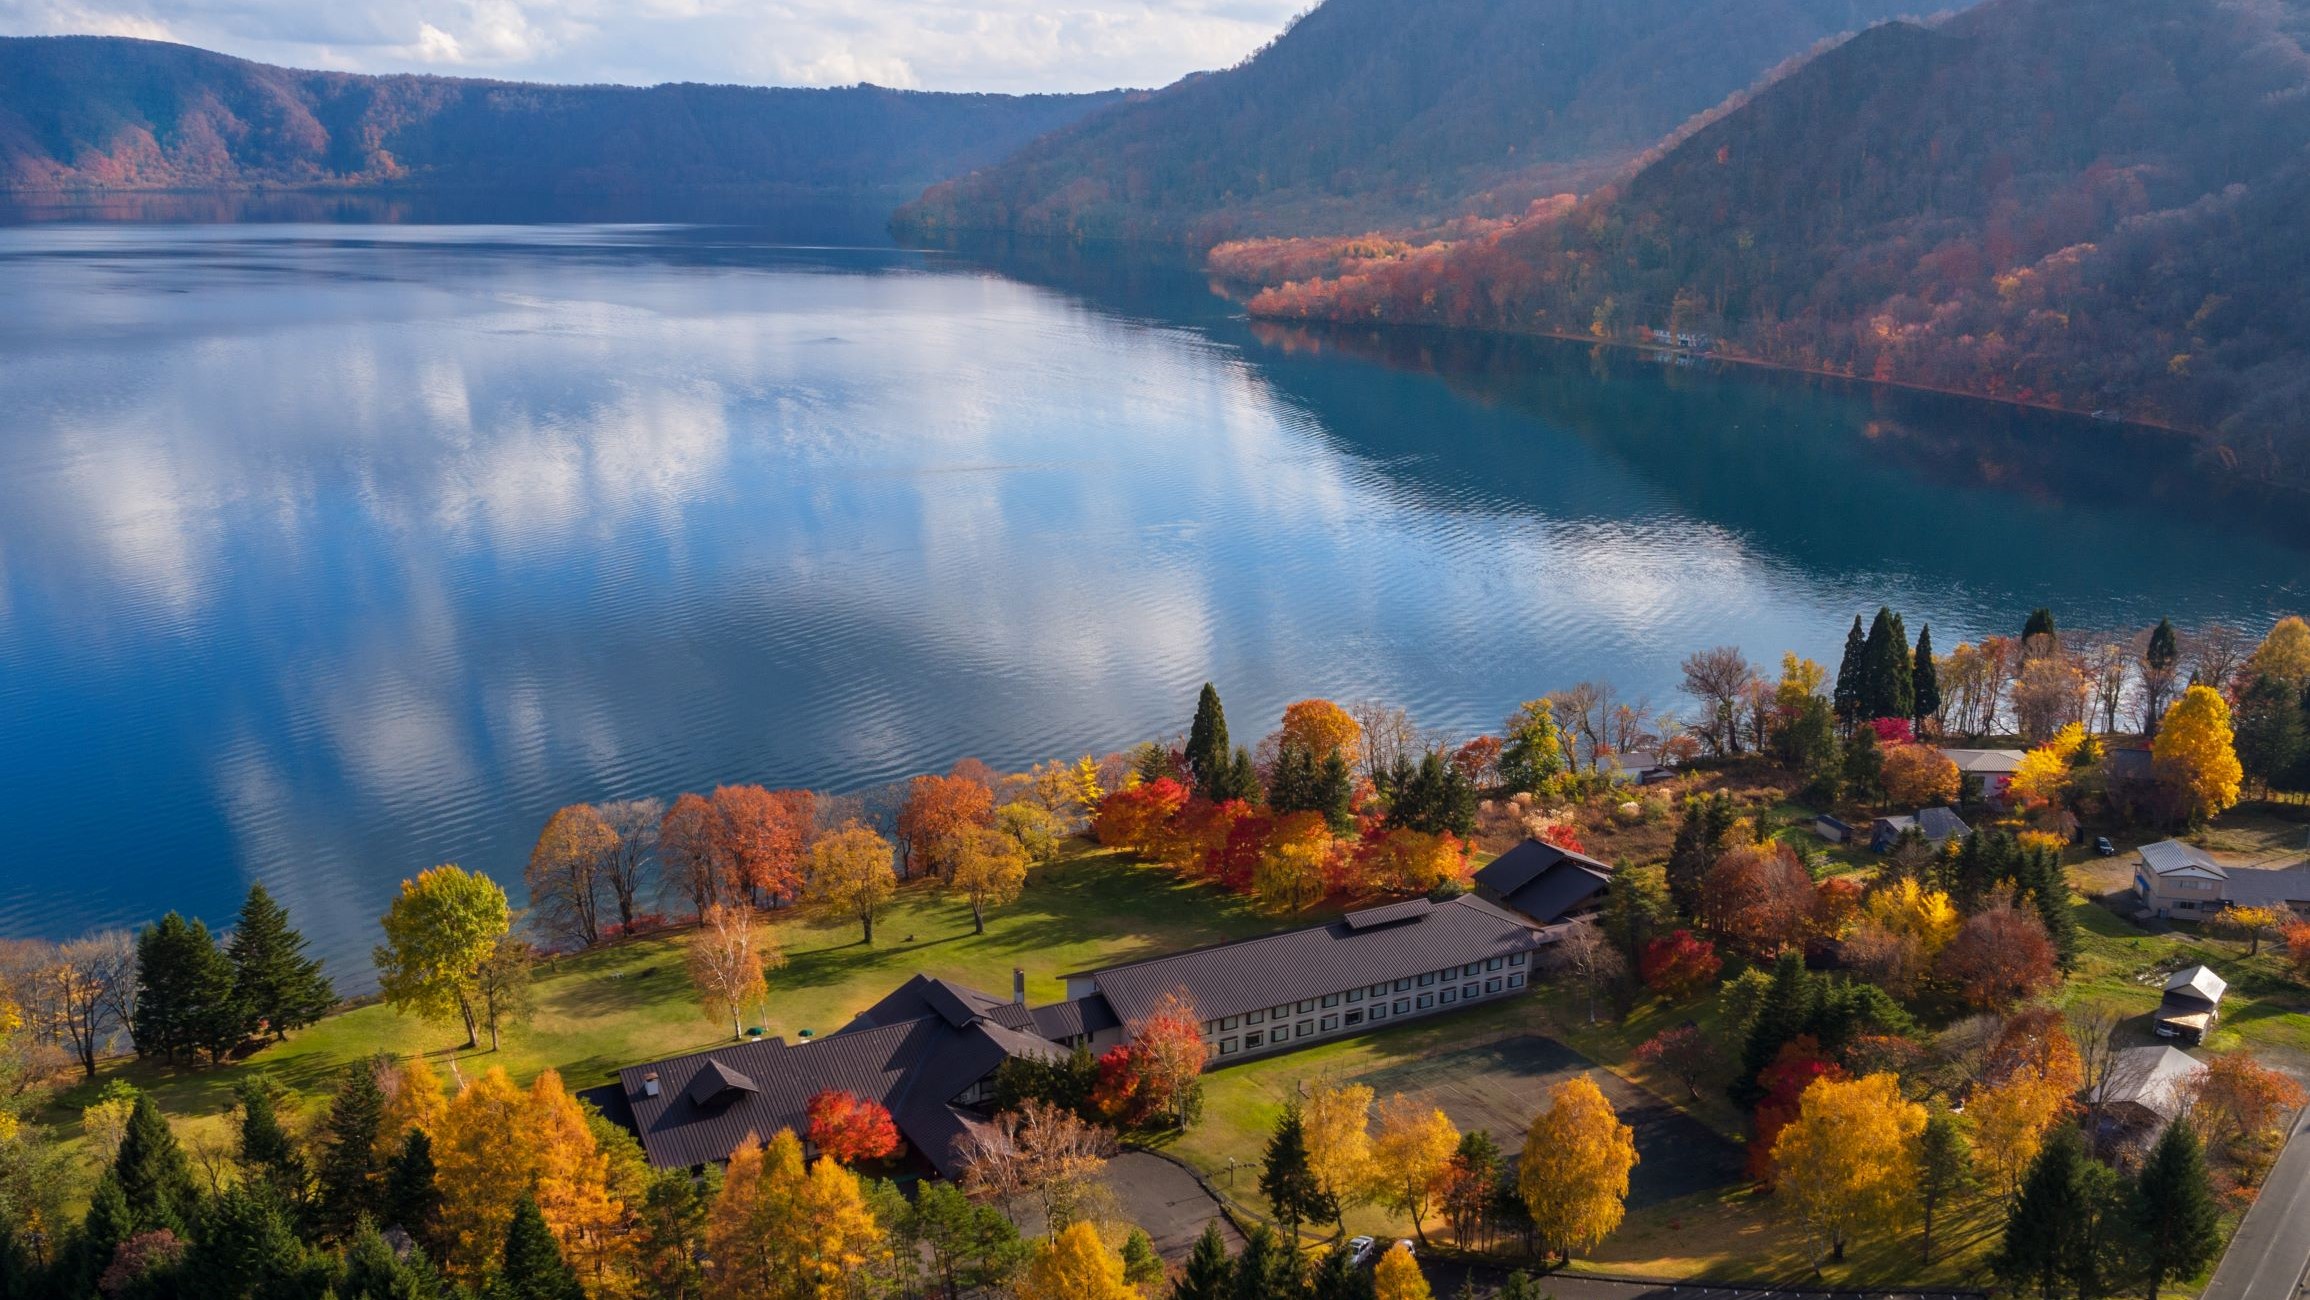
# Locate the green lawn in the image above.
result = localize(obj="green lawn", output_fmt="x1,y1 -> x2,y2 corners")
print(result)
2060,887 -> 2310,1060
34,846 -> 1315,1194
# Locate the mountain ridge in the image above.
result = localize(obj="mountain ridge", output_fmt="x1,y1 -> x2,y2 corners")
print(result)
0,35 -> 1126,195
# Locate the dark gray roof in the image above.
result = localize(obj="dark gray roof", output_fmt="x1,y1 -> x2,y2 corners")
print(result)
608,977 -> 1067,1177
1028,994 -> 1119,1042
846,974 -> 1037,1034
1072,894 -> 1544,1026
1474,839 -> 1614,925
1475,839 -> 1615,897
1918,807 -> 1971,842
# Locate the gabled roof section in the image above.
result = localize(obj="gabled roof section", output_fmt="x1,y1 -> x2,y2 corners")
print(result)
1343,898 -> 1434,930
1940,748 -> 2027,774
845,974 -> 1036,1034
2163,964 -> 2227,1005
685,1058 -> 758,1107
1917,807 -> 1971,841
2089,1045 -> 2207,1123
1475,838 -> 1614,898
2140,840 -> 2227,880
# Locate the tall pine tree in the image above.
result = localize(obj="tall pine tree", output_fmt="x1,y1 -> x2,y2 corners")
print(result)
1665,793 -> 1734,920
1185,684 -> 1231,801
489,1195 -> 585,1300
1993,1127 -> 2093,1300
1259,1102 -> 1332,1246
2130,1120 -> 2220,1299
383,1129 -> 444,1253
229,882 -> 335,1041
316,1057 -> 389,1238
1912,624 -> 1941,730
1833,616 -> 1867,726
134,912 -> 242,1064
112,1091 -> 201,1236
186,1180 -> 309,1299
234,1074 -> 308,1204
1173,1222 -> 1234,1300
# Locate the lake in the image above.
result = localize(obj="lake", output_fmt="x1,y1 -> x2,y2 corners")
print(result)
1,219 -> 2305,981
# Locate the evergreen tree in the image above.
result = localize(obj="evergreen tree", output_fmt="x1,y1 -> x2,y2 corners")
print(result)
1734,950 -> 1817,1105
1842,725 -> 1885,806
1229,1226 -> 1301,1300
1213,747 -> 1264,806
1858,607 -> 1908,720
1912,624 -> 1941,730
1173,1221 -> 1234,1300
1311,752 -> 1355,831
1309,1242 -> 1375,1300
382,1129 -> 443,1251
1121,1228 -> 1165,1288
1993,1127 -> 2095,1300
135,911 -> 243,1065
186,1180 -> 308,1300
2234,674 -> 2308,793
1268,744 -> 1316,816
80,1173 -> 139,1278
341,1218 -> 449,1300
1664,793 -> 1734,920
1888,611 -> 1917,721
2023,607 -> 2059,650
1833,615 -> 1867,726
1186,684 -> 1232,801
2131,1120 -> 2220,1299
234,1075 -> 308,1204
1390,751 -> 1475,837
228,882 -> 336,1041
113,1091 -> 201,1236
1787,696 -> 1841,804
638,1165 -> 718,1300
488,1195 -> 584,1300
1259,1102 -> 1332,1245
315,1057 -> 389,1239
1916,1108 -> 1972,1266
2013,842 -> 2079,969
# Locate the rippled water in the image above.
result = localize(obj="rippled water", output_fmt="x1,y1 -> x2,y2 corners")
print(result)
1,221 -> 2304,979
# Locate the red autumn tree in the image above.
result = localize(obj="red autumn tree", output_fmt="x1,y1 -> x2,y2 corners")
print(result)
1746,1037 -> 1844,1184
711,784 -> 813,905
659,791 -> 729,917
1867,717 -> 1915,746
1091,779 -> 1189,856
1091,1044 -> 1154,1127
1451,736 -> 1502,786
1633,1023 -> 1717,1100
806,1090 -> 900,1164
2284,921 -> 2310,982
1700,841 -> 1815,955
1535,821 -> 1588,855
897,773 -> 996,880
1935,897 -> 2059,1010
1130,991 -> 1210,1129
1638,930 -> 1722,1001
1811,876 -> 1864,940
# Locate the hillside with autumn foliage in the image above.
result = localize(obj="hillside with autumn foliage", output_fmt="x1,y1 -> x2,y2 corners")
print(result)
1239,0 -> 2310,487
0,36 -> 1121,195
891,0 -> 1936,245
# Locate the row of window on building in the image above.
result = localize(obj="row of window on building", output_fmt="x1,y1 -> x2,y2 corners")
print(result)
1200,953 -> 1528,1058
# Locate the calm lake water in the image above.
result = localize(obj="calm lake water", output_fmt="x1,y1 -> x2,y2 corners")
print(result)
2,220 -> 2305,980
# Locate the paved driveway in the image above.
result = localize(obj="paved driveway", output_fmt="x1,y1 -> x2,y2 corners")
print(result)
1105,1150 -> 1245,1260
2203,1107 -> 2310,1300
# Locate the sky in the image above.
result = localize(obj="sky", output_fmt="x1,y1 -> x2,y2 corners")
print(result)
0,0 -> 1306,92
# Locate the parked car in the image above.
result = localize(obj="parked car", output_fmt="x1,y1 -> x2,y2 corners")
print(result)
1346,1237 -> 1376,1266
2094,836 -> 2117,857
1394,1240 -> 1416,1259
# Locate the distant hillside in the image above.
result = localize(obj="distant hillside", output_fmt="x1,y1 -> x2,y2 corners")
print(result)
892,0 -> 1941,245
0,36 -> 1123,195
1242,0 -> 2310,487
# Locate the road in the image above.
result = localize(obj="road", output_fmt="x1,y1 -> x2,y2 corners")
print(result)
2204,1107 -> 2310,1300
1417,1259 -> 1981,1300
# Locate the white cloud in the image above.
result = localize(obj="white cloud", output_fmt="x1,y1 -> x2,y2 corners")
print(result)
0,0 -> 1303,92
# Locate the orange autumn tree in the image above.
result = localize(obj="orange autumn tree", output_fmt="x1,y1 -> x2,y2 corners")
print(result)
1969,1009 -> 2083,1201
807,1090 -> 900,1164
1091,779 -> 1188,857
1280,699 -> 1363,765
706,1129 -> 888,1300
431,1067 -> 631,1283
1358,827 -> 1469,895
525,803 -> 619,949
1095,991 -> 1210,1130
526,1068 -> 633,1289
2190,1052 -> 2308,1155
1880,744 -> 1960,808
897,772 -> 996,880
711,784 -> 813,905
1256,812 -> 1335,912
1700,841 -> 1815,955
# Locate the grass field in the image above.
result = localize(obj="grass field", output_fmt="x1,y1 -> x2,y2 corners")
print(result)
33,846 -> 1316,1192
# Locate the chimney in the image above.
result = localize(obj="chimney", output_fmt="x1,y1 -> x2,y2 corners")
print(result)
1013,968 -> 1027,1005
642,1071 -> 661,1099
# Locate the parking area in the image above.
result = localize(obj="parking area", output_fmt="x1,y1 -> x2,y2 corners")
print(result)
1104,1150 -> 1246,1259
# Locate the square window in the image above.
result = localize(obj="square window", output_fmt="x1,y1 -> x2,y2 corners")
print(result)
1347,988 -> 1364,1004
1509,952 -> 1526,967
1394,978 -> 1412,993
1247,1010 -> 1265,1025
1320,1015 -> 1338,1032
1507,973 -> 1525,988
1485,977 -> 1502,994
1271,1005 -> 1291,1020
1417,972 -> 1436,988
1344,1009 -> 1365,1027
1439,988 -> 1457,1004
1244,1031 -> 1264,1049
1394,998 -> 1412,1015
1417,993 -> 1435,1010
1464,963 -> 1482,978
1221,1038 -> 1239,1055
1297,1020 -> 1313,1036
1298,999 -> 1315,1014
1270,1025 -> 1288,1043
1369,1004 -> 1387,1020
1222,1016 -> 1240,1031
1486,957 -> 1503,972
1322,994 -> 1340,1009
1463,983 -> 1479,999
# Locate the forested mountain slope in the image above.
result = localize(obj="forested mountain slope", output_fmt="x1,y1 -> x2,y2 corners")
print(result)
1242,0 -> 2310,487
892,0 -> 1937,244
0,36 -> 1122,194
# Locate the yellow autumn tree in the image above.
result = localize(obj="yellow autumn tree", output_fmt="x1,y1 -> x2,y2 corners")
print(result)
1776,653 -> 1827,714
706,1129 -> 885,1300
1866,878 -> 1961,955
1302,1081 -> 1376,1227
1373,1243 -> 1431,1300
2006,722 -> 2093,811
1014,1221 -> 1136,1300
948,826 -> 1030,935
374,1053 -> 447,1157
1770,1073 -> 1926,1264
527,1069 -> 634,1290
2247,616 -> 2310,692
1518,1075 -> 1638,1264
1371,1095 -> 1459,1246
1255,812 -> 1334,913
2153,685 -> 2245,823
432,1067 -> 532,1278
1280,699 -> 1363,764
1969,1018 -> 2082,1203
